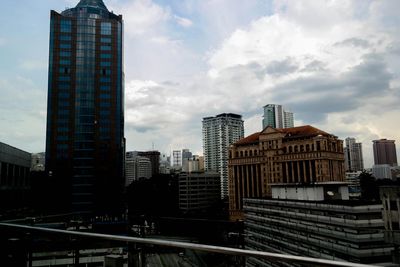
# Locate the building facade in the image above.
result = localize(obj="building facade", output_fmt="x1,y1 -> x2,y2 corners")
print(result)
244,196 -> 393,266
228,125 -> 345,220
125,152 -> 152,186
178,171 -> 220,213
202,113 -> 244,199
344,137 -> 364,172
172,150 -> 182,169
137,151 -> 160,177
262,104 -> 294,129
0,142 -> 31,212
373,139 -> 398,166
45,0 -> 125,214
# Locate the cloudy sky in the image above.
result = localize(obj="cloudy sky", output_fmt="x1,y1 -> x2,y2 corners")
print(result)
0,0 -> 399,168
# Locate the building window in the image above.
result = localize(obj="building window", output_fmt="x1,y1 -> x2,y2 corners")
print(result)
59,59 -> 70,65
60,51 -> 71,57
59,67 -> 70,74
101,37 -> 111,43
60,43 -> 71,49
58,76 -> 70,82
100,85 -> 111,91
100,61 -> 111,67
100,45 -> 111,51
100,53 -> 112,59
60,19 -> 72,33
101,22 -> 112,35
59,35 -> 71,41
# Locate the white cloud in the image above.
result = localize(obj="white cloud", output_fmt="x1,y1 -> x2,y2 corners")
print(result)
124,0 -> 400,167
174,15 -> 193,28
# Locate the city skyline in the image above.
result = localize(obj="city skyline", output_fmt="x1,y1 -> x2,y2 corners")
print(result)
1,0 -> 400,168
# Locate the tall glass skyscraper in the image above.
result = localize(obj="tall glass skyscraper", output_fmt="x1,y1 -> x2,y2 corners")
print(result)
45,0 -> 125,215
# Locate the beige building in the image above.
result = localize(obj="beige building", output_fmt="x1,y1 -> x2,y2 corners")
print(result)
228,125 -> 345,220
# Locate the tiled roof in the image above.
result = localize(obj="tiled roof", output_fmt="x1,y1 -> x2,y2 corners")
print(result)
277,125 -> 330,137
234,132 -> 260,146
233,125 -> 332,146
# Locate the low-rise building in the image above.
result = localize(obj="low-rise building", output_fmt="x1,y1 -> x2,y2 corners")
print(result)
0,142 -> 31,211
244,183 -> 393,266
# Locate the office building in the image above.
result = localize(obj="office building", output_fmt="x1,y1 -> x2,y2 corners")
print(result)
372,164 -> 392,180
137,151 -> 160,177
373,139 -> 398,166
203,113 -> 244,199
178,171 -> 220,213
262,104 -> 294,129
344,137 -> 364,172
181,149 -> 192,172
0,142 -> 31,211
125,153 -> 151,186
228,125 -> 345,220
244,184 -> 393,266
45,0 -> 125,214
172,150 -> 182,169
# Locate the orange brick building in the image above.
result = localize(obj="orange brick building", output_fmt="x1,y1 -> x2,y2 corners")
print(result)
228,125 -> 345,220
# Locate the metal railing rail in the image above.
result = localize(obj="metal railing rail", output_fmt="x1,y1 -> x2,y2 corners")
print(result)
0,222 -> 380,267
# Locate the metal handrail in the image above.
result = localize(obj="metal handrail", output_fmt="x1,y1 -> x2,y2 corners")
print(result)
0,222 -> 380,267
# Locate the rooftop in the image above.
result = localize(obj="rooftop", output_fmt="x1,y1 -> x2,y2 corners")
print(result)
234,125 -> 333,146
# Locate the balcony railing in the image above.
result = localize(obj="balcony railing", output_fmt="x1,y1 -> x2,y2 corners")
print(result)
0,221 -> 381,267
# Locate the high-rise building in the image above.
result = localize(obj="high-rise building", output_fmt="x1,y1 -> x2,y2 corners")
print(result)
45,0 -> 125,215
202,113 -> 244,199
344,137 -> 364,172
172,150 -> 182,169
228,125 -> 345,220
262,104 -> 294,129
181,149 -> 192,172
137,151 -> 160,177
373,139 -> 398,166
125,152 -> 152,186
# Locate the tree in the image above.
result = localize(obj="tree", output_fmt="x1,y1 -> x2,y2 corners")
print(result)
359,171 -> 379,201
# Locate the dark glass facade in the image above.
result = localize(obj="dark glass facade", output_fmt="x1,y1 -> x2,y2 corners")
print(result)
45,0 -> 125,215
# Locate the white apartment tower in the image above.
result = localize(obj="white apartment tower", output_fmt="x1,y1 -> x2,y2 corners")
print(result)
202,113 -> 244,199
262,104 -> 294,129
344,137 -> 364,172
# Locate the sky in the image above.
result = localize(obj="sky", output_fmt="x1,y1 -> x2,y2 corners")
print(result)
0,0 -> 399,168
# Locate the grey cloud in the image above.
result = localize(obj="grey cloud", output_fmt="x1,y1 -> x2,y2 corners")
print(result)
271,53 -> 393,123
265,58 -> 298,76
300,60 -> 326,72
334,38 -> 370,48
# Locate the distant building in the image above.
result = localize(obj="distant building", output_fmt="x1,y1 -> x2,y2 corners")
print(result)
203,113 -> 244,199
344,137 -> 364,172
262,104 -> 294,129
159,153 -> 171,174
228,125 -> 345,220
137,151 -> 160,177
244,184 -> 393,266
178,171 -> 220,213
125,152 -> 152,186
373,139 -> 398,166
172,150 -> 182,169
345,171 -> 362,198
372,164 -> 392,180
181,149 -> 192,172
0,142 -> 31,211
31,152 -> 45,171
